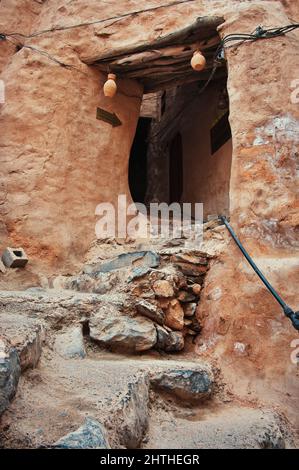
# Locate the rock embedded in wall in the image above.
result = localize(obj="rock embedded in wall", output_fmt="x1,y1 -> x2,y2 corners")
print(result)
136,300 -> 165,325
49,248 -> 210,353
155,325 -> 185,352
152,280 -> 174,298
165,299 -> 185,331
130,250 -> 210,341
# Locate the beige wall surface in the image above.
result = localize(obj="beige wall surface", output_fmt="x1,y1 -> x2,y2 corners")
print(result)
181,83 -> 232,219
0,0 -> 298,272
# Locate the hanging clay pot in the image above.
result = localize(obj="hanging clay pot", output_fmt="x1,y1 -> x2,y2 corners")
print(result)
103,73 -> 117,98
190,51 -> 206,72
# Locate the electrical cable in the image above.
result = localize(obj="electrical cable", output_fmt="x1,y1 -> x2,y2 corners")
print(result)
2,0 -> 198,39
4,36 -> 87,73
153,22 -> 299,140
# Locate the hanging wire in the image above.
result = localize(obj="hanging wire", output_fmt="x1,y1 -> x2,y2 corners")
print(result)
2,0 -> 198,39
4,36 -> 85,73
0,21 -> 298,76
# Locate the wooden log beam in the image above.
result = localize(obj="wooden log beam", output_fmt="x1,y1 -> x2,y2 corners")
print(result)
96,36 -> 219,70
96,48 -> 217,75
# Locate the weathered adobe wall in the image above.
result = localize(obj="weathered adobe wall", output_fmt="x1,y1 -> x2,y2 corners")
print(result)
0,0 -> 298,272
0,2 -> 144,272
195,1 -> 299,426
0,0 -> 43,73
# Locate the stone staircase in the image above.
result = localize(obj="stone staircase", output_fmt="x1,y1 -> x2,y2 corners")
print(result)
0,243 -> 296,448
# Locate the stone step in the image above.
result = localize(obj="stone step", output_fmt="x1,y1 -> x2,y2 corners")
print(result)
0,357 -> 214,448
142,405 -> 293,449
0,313 -> 44,371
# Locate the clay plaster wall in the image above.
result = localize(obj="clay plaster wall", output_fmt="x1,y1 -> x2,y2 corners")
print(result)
180,82 -> 232,219
0,0 -> 43,73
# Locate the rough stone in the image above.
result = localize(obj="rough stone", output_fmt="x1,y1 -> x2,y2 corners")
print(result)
136,300 -> 165,325
0,338 -> 21,415
191,283 -> 202,296
0,313 -> 44,371
89,307 -> 157,352
189,316 -> 202,333
177,290 -> 196,303
176,262 -> 209,277
183,302 -> 197,317
172,253 -> 209,265
54,325 -> 86,359
0,290 -> 126,329
152,280 -> 174,298
53,418 -> 110,449
128,266 -> 151,282
117,375 -> 149,449
155,325 -> 184,352
89,251 -> 160,275
131,280 -> 155,299
150,367 -> 213,403
173,272 -> 188,289
165,299 -> 184,331
156,297 -> 170,310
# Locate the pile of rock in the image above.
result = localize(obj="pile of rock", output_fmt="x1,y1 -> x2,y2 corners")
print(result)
86,249 -> 211,353
48,249 -> 211,354
130,251 -> 210,352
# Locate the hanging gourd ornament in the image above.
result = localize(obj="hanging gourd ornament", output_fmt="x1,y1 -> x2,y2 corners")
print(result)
190,51 -> 206,72
103,73 -> 117,98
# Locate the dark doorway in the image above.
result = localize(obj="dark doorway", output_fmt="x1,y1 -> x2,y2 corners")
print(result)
169,132 -> 183,203
128,117 -> 151,203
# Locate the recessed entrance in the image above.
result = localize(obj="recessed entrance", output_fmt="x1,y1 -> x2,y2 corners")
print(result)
129,74 -> 232,219
94,15 -> 232,219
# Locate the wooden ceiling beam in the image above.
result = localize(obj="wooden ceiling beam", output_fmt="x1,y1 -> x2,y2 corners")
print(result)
143,67 -> 227,93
